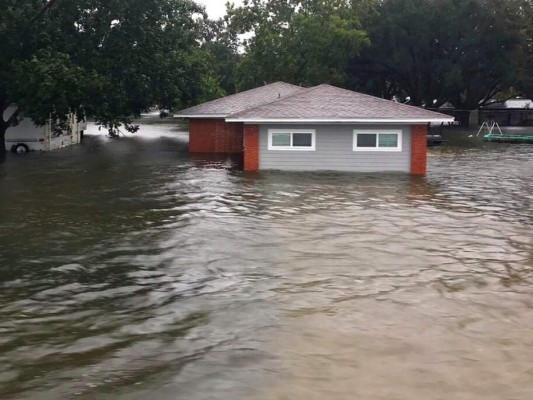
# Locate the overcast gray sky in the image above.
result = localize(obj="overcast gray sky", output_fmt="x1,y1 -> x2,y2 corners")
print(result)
196,0 -> 244,19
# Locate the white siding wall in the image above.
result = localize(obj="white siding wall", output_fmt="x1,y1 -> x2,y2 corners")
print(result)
258,124 -> 411,172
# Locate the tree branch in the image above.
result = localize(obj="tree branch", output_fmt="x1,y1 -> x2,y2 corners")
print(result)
0,96 -> 8,127
483,95 -> 518,107
479,81 -> 503,106
6,107 -> 21,127
29,0 -> 58,26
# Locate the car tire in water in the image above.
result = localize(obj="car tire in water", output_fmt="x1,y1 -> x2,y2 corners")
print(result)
11,144 -> 30,154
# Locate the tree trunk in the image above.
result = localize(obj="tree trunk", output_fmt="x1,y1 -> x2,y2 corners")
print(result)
0,124 -> 6,154
0,124 -> 7,164
457,111 -> 471,127
1,107 -> 19,155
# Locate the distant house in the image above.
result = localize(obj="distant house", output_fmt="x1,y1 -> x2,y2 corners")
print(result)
505,99 -> 533,109
481,98 -> 533,126
176,83 -> 453,175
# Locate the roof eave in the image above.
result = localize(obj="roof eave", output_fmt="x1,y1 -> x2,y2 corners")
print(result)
224,118 -> 455,124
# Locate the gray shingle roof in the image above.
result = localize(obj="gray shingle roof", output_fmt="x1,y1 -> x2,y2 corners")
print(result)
226,84 -> 454,122
175,82 -> 305,117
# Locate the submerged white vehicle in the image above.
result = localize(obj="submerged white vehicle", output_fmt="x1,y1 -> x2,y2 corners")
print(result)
3,106 -> 86,153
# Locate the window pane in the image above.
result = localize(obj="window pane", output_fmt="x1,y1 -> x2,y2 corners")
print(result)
379,134 -> 398,148
357,133 -> 377,147
293,133 -> 312,147
271,133 -> 290,147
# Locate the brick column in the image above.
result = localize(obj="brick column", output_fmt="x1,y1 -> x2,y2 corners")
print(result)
410,125 -> 428,176
243,124 -> 259,172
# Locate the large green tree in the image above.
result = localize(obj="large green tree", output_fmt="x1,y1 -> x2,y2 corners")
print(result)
351,0 -> 526,109
515,0 -> 533,99
0,0 -> 213,153
201,17 -> 241,96
227,0 -> 369,89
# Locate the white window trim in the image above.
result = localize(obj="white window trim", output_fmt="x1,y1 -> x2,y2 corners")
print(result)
268,129 -> 316,151
353,129 -> 402,152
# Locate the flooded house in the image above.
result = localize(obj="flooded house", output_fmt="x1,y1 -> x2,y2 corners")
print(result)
176,82 -> 453,175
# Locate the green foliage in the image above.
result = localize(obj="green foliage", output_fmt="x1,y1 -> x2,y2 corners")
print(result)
0,0 -> 217,142
228,0 -> 369,89
201,18 -> 241,95
515,0 -> 533,98
220,0 -> 530,109
351,0 -> 528,108
197,74 -> 227,103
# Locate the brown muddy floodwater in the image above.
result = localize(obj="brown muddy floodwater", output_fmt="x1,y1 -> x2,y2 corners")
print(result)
0,122 -> 532,400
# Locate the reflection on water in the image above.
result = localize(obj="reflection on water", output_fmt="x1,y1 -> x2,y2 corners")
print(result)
0,123 -> 532,399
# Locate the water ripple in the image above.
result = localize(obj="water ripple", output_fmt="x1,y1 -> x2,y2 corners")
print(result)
0,128 -> 532,399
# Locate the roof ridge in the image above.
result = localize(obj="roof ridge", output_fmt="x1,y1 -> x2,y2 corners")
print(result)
225,83 -> 454,121
175,81 -> 300,117
218,81 -> 300,102
227,84 -> 325,118
318,84 -> 447,114
176,81 -> 302,115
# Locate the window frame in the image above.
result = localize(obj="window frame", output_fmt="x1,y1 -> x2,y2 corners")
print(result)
268,129 -> 316,151
353,129 -> 403,152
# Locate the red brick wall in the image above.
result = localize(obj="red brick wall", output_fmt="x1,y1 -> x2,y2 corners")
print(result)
189,119 -> 244,153
243,125 -> 259,172
411,125 -> 428,175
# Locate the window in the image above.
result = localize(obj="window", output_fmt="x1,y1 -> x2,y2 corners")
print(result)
353,130 -> 402,151
268,129 -> 316,151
